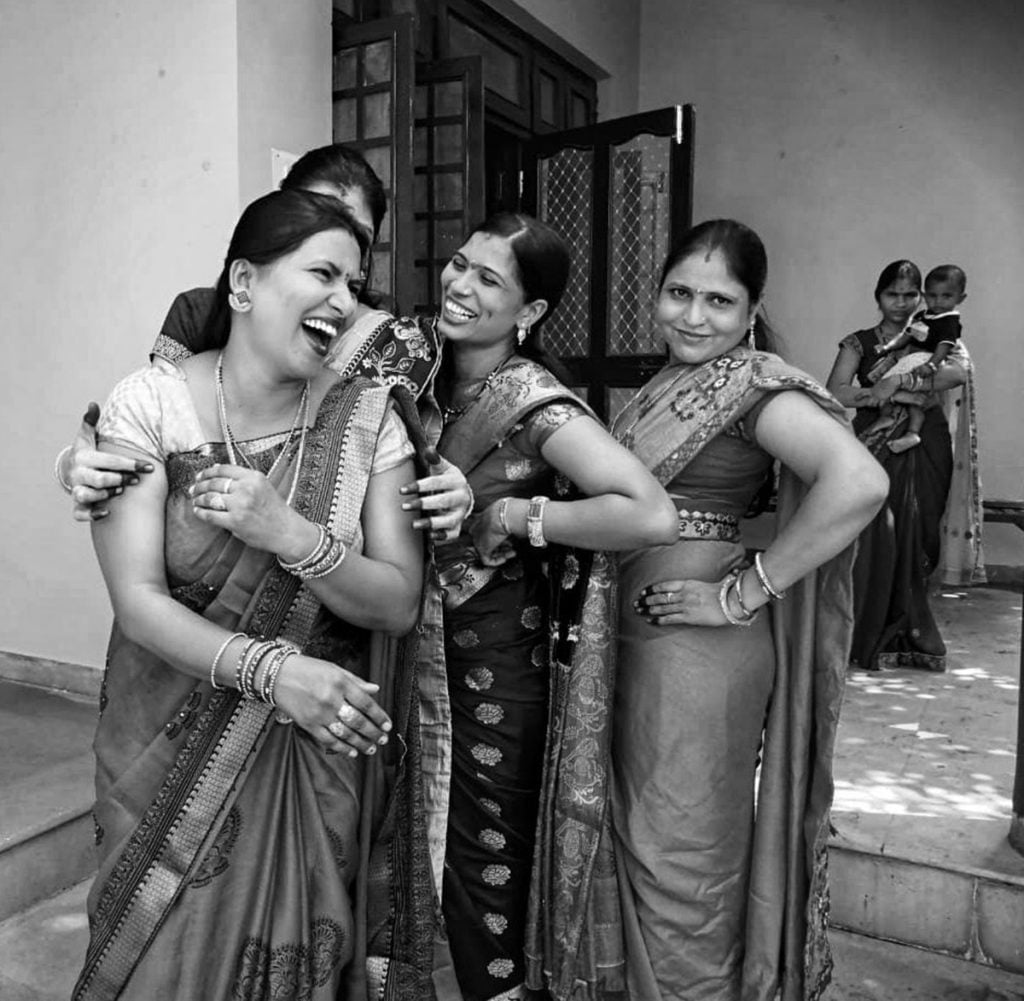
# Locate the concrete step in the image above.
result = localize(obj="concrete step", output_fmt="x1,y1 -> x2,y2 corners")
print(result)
0,679 -> 97,922
829,585 -> 1024,978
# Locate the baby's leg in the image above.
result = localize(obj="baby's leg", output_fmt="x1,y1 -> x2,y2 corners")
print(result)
866,403 -> 898,434
888,406 -> 923,453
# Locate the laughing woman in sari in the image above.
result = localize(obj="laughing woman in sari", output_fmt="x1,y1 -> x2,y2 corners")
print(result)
826,260 -> 970,672
613,220 -> 889,1001
72,190 -> 435,1000
343,212 -> 679,1001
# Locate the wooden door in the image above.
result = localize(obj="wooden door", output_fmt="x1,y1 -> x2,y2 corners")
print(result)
522,105 -> 695,420
411,57 -> 485,313
332,15 -> 415,310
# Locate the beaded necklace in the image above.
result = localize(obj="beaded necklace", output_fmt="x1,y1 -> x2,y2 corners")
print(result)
215,351 -> 310,507
441,352 -> 514,425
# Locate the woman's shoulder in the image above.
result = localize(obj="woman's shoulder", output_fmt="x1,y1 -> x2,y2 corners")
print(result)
838,328 -> 877,355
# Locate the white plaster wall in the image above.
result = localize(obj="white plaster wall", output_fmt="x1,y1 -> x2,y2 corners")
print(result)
238,0 -> 333,204
0,0 -> 331,669
509,0 -> 640,119
638,0 -> 1024,565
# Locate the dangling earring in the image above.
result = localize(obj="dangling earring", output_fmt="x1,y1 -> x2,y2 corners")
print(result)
516,323 -> 530,347
746,316 -> 756,348
228,289 -> 252,312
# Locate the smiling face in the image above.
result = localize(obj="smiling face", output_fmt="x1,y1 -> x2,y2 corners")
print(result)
239,227 -> 364,378
876,277 -> 921,331
655,247 -> 755,366
437,232 -> 544,351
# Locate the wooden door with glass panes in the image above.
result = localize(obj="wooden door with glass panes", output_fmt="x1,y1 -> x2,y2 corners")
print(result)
522,106 -> 696,422
411,57 -> 485,314
332,15 -> 415,312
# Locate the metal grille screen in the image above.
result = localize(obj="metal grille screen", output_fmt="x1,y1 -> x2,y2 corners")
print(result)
609,135 -> 672,354
538,148 -> 593,358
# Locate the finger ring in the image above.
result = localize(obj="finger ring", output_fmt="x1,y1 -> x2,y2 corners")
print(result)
211,493 -> 227,512
337,702 -> 360,725
327,720 -> 347,739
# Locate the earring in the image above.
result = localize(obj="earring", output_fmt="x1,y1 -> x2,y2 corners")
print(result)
746,316 -> 756,347
228,289 -> 251,312
516,323 -> 529,347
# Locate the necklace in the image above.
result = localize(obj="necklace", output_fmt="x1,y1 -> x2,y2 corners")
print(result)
215,351 -> 310,506
441,353 -> 514,425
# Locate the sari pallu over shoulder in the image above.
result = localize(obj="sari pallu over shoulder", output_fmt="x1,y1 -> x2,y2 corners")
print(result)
74,378 -> 437,1001
611,347 -> 855,1001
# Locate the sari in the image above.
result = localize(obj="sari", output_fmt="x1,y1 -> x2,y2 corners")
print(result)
842,329 -> 980,670
428,357 -> 623,1001
73,372 -> 436,1001
610,348 -> 855,1001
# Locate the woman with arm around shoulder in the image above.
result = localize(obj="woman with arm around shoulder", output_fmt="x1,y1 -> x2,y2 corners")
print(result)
405,212 -> 677,1001
72,190 -> 432,1000
826,259 -> 968,673
614,220 -> 888,1001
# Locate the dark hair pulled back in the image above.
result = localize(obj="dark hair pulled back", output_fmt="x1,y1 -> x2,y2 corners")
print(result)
201,189 -> 369,349
466,212 -> 572,378
873,259 -> 921,301
659,218 -> 776,352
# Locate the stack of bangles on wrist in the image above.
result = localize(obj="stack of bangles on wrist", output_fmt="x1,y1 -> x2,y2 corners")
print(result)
718,552 -> 788,627
208,632 -> 298,709
277,524 -> 347,580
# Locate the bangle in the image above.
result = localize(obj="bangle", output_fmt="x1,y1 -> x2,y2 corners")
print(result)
526,496 -> 549,548
497,497 -> 511,535
753,552 -> 787,601
464,483 -> 476,517
733,570 -> 758,619
299,536 -> 347,580
209,631 -> 246,690
266,648 -> 299,709
257,643 -> 295,706
718,572 -> 757,627
55,445 -> 74,494
278,524 -> 330,573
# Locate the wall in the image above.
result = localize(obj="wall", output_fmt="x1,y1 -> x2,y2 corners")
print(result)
0,0 -> 331,671
638,0 -> 1024,566
509,0 -> 640,119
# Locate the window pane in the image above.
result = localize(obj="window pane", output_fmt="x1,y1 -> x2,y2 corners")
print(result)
363,92 -> 392,140
333,49 -> 357,91
539,72 -> 557,125
571,93 -> 590,128
433,123 -> 463,164
332,98 -> 358,141
363,40 -> 392,85
434,218 -> 464,260
414,127 -> 428,167
371,250 -> 392,296
435,81 -> 463,117
448,16 -> 520,106
414,219 -> 429,258
433,172 -> 464,212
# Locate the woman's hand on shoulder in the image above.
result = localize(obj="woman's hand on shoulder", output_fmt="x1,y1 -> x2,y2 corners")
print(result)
190,463 -> 303,552
272,654 -> 392,757
65,403 -> 155,521
400,453 -> 474,542
633,578 -> 730,627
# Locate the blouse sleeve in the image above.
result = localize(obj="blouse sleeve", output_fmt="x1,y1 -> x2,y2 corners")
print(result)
150,287 -> 217,364
519,399 -> 590,453
96,364 -> 199,463
838,332 -> 863,356
371,406 -> 416,474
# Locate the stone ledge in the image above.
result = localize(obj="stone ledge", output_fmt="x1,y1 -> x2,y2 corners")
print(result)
0,651 -> 100,700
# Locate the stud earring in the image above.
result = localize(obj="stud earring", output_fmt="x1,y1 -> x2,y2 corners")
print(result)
228,289 -> 251,312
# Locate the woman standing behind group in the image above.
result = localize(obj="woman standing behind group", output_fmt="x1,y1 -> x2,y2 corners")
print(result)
826,259 -> 970,672
613,220 -> 889,1000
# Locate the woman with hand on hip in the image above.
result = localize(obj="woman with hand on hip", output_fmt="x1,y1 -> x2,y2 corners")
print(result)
613,220 -> 888,1001
72,190 -> 433,1000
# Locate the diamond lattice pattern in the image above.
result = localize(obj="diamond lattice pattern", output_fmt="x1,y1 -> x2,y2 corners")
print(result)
539,148 -> 593,358
609,135 -> 672,355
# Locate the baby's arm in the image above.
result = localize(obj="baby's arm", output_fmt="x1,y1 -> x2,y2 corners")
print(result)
913,341 -> 954,375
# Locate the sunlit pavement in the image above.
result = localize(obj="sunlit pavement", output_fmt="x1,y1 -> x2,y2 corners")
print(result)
827,583 -> 1024,997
